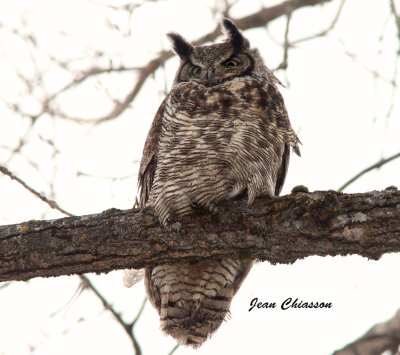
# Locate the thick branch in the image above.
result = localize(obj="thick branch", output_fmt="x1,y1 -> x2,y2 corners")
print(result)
0,188 -> 399,282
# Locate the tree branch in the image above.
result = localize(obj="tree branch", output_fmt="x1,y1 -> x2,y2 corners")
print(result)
79,275 -> 143,355
0,164 -> 74,216
338,152 -> 400,192
54,0 -> 335,124
334,308 -> 400,355
292,0 -> 346,45
1,187 -> 399,282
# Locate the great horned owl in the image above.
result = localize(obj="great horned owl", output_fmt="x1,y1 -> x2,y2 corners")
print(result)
126,19 -> 300,348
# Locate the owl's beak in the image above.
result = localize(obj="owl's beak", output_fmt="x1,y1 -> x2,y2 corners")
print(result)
207,68 -> 215,82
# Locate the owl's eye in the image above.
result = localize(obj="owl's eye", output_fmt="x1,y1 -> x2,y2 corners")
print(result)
224,59 -> 240,67
192,66 -> 201,75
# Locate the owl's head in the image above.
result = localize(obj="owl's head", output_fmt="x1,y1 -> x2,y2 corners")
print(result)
167,19 -> 274,86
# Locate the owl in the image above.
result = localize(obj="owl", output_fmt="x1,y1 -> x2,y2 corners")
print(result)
125,19 -> 300,348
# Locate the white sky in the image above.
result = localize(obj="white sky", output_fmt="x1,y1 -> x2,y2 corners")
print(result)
0,0 -> 400,354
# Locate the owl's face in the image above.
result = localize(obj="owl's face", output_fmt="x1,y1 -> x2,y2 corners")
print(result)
174,43 -> 253,85
168,19 -> 259,86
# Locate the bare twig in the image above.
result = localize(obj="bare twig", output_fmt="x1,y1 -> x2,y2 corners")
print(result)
0,159 -> 145,352
80,275 -> 143,355
76,170 -> 135,181
4,64 -> 139,126
334,309 -> 400,355
383,53 -> 399,122
339,39 -> 398,87
0,282 -> 11,290
130,297 -> 147,329
45,65 -> 139,104
2,116 -> 37,166
49,279 -> 87,317
273,3 -> 293,71
390,0 -> 400,42
293,0 -> 346,44
0,163 -> 145,353
0,165 -> 147,355
0,164 -> 74,217
338,152 -> 400,192
386,0 -> 400,122
47,0 -> 335,124
1,0 -> 336,129
167,343 -> 180,355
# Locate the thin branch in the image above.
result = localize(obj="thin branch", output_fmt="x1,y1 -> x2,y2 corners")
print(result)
273,3 -> 293,71
0,164 -> 74,217
2,116 -> 37,166
0,163 -> 146,353
293,0 -> 346,44
386,0 -> 400,122
50,279 -> 86,317
0,282 -> 11,290
383,53 -> 399,122
1,0 -> 335,126
334,309 -> 400,355
0,164 -> 145,353
339,39 -> 398,87
76,170 -> 135,181
167,344 -> 180,355
89,55 -> 172,124
4,65 -> 140,126
45,65 -> 139,105
390,0 -> 400,42
50,0 -> 335,124
80,275 -> 143,355
338,152 -> 400,192
130,297 -> 147,329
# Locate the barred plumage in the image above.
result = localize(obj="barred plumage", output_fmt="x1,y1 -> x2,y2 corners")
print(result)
125,18 -> 300,348
145,259 -> 252,347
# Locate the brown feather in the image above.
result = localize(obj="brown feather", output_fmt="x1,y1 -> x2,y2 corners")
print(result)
275,143 -> 290,196
131,18 -> 300,348
138,98 -> 166,207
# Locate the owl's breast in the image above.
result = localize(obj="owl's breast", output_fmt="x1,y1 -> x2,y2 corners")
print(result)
152,77 -> 286,224
169,77 -> 268,119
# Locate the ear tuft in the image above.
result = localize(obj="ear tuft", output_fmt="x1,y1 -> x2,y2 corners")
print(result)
166,32 -> 193,59
221,18 -> 249,51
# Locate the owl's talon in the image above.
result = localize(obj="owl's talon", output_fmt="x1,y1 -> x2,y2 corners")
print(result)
169,221 -> 182,232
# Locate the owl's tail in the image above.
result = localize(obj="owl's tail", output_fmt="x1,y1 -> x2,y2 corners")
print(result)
161,284 -> 234,348
145,259 -> 252,348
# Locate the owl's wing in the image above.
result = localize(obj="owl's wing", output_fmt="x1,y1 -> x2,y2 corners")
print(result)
123,268 -> 145,288
274,143 -> 291,196
275,136 -> 301,196
144,266 -> 161,311
269,83 -> 301,197
138,98 -> 167,207
232,260 -> 253,296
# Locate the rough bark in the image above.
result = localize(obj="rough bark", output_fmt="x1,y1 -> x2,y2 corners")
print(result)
1,187 -> 399,282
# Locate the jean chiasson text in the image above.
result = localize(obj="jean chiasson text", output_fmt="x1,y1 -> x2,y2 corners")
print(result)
249,297 -> 333,311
